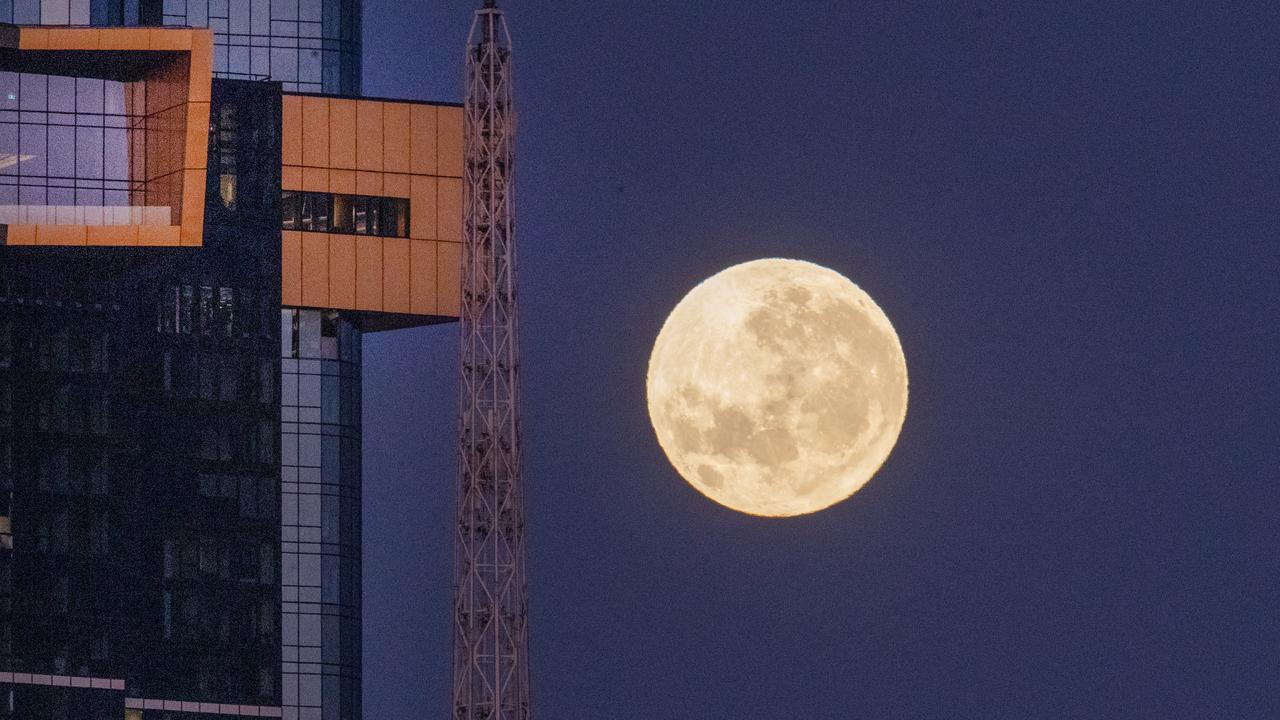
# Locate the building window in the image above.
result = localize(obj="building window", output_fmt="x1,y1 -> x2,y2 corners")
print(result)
282,190 -> 409,238
215,105 -> 238,209
0,70 -> 134,209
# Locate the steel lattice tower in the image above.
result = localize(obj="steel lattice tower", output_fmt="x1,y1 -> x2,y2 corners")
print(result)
453,2 -> 530,720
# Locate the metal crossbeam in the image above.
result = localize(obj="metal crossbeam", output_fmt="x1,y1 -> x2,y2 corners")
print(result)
453,3 -> 530,719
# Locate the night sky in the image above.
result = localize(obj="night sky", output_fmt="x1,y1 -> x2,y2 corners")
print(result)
358,3 -> 1278,718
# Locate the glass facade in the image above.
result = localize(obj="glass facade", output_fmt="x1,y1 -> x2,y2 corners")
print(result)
160,0 -> 362,95
281,191 -> 410,238
1,0 -> 424,715
0,0 -> 97,25
0,0 -> 361,95
280,309 -> 361,720
0,73 -> 133,211
0,78 -> 283,719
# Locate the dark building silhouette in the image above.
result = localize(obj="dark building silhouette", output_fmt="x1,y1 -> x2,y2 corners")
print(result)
0,9 -> 460,720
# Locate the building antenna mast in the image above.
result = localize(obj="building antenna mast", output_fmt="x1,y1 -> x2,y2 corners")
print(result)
454,1 -> 530,719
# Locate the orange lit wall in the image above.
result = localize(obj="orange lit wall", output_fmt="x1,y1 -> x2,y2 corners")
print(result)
280,94 -> 463,318
2,26 -> 212,247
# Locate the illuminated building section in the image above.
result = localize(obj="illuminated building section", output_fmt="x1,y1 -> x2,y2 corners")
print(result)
0,25 -> 212,247
280,93 -> 463,322
274,90 -> 461,720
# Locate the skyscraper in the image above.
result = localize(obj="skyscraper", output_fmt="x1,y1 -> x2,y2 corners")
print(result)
0,6 -> 462,719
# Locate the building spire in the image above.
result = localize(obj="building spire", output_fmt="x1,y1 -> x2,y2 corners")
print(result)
453,2 -> 529,720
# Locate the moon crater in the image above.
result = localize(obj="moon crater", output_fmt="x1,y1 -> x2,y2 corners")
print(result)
647,258 -> 908,517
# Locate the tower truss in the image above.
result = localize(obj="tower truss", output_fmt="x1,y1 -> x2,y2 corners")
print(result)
453,2 -> 530,720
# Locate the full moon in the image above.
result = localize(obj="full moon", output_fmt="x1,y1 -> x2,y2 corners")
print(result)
646,258 -> 908,517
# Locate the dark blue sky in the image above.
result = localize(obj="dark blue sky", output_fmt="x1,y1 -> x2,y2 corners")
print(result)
359,2 -> 1278,718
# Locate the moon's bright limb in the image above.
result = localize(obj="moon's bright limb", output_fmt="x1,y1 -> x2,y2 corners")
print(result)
646,258 -> 908,517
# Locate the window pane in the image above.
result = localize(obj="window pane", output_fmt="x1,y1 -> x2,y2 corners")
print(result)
331,193 -> 352,233
311,192 -> 329,231
387,198 -> 407,237
352,195 -> 366,234
282,190 -> 299,229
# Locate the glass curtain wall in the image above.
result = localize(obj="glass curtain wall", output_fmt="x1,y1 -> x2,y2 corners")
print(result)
159,0 -> 362,94
0,0 -> 362,95
280,309 -> 361,720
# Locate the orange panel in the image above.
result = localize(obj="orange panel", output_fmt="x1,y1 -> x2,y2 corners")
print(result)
356,171 -> 382,197
18,28 -> 50,50
184,102 -> 210,169
329,169 -> 356,194
383,103 -> 411,174
180,215 -> 204,247
437,177 -> 463,244
409,175 -> 437,240
180,168 -> 206,241
4,226 -> 35,245
355,241 -> 383,311
328,99 -> 357,170
437,106 -> 464,177
437,241 -> 462,317
187,32 -> 213,103
148,29 -> 193,51
146,106 -> 186,184
384,173 -> 410,198
383,239 -> 411,313
356,101 -> 384,172
87,226 -> 138,246
190,173 -> 210,227
137,226 -> 181,246
97,28 -> 151,51
282,96 -> 303,166
282,231 -> 303,306
137,71 -> 158,117
143,56 -> 183,117
282,165 -> 302,190
181,168 -> 206,212
410,240 -> 438,315
166,59 -> 188,113
301,96 -> 330,168
49,29 -> 100,50
302,167 -> 328,193
328,235 -> 357,309
35,225 -> 87,246
410,104 -> 437,175
301,233 -> 329,307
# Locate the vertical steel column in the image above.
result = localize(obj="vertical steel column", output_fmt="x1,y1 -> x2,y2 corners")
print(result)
453,2 -> 529,720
